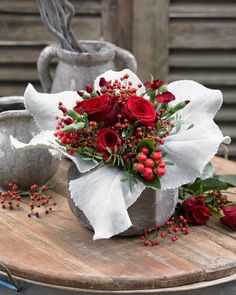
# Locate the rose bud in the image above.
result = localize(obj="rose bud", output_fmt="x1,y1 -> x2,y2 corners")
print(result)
156,91 -> 175,104
221,205 -> 236,230
144,79 -> 164,90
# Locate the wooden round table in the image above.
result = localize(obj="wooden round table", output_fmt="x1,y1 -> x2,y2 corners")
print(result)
0,157 -> 236,295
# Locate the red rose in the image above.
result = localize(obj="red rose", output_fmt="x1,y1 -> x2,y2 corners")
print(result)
182,196 -> 210,225
156,91 -> 175,104
121,96 -> 156,126
144,79 -> 164,90
96,128 -> 123,155
221,205 -> 236,230
73,95 -> 117,126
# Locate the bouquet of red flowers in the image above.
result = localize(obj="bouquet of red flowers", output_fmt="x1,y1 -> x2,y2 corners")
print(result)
54,73 -> 189,188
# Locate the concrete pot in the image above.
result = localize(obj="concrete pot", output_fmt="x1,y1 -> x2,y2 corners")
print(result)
37,40 -> 137,93
0,97 -> 60,189
67,163 -> 178,236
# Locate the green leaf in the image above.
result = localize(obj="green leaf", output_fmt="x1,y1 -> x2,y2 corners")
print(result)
158,85 -> 168,94
201,177 -> 229,192
204,194 -> 214,205
200,162 -> 215,180
143,175 -> 161,190
66,109 -> 82,121
165,161 -> 174,166
62,122 -> 85,132
186,123 -> 194,130
137,138 -> 156,152
218,174 -> 236,187
186,177 -> 203,194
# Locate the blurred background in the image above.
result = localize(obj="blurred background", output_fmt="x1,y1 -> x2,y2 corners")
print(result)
0,0 -> 235,158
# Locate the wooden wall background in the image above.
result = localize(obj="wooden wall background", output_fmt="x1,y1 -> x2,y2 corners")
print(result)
1,0 -> 236,159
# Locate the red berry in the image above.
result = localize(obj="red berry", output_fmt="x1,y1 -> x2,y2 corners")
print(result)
158,161 -> 166,168
143,240 -> 149,246
172,236 -> 178,242
155,167 -> 166,176
152,152 -> 162,161
137,153 -> 147,163
143,167 -> 154,181
134,163 -> 145,173
141,147 -> 149,155
144,158 -> 155,168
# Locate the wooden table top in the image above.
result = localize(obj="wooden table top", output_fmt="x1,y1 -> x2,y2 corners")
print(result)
0,157 -> 236,292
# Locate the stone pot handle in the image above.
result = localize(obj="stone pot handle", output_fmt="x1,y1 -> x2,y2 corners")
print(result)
113,45 -> 138,73
37,44 -> 59,93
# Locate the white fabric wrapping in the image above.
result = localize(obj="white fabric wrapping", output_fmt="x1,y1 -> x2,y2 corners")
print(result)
69,166 -> 145,240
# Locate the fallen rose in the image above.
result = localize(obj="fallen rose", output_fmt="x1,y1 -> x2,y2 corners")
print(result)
182,196 -> 211,225
221,205 -> 236,230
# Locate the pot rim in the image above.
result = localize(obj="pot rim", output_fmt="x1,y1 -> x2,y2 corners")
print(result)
0,96 -> 24,105
0,109 -> 30,121
57,40 -> 115,65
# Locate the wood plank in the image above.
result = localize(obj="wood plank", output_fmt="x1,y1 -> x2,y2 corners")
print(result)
0,45 -> 47,64
170,2 -> 236,18
221,88 -> 236,104
0,0 -> 101,15
170,50 -> 236,68
0,82 -> 42,97
0,64 -> 39,82
215,108 -> 236,122
133,0 -> 169,81
169,69 -> 236,86
101,0 -> 133,52
170,19 -> 236,49
0,15 -> 101,41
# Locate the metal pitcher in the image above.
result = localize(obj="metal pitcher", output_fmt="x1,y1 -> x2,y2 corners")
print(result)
37,40 -> 137,93
0,97 -> 60,189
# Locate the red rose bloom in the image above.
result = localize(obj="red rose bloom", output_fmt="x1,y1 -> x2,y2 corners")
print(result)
96,128 -> 123,155
182,196 -> 210,225
73,95 -> 117,126
156,91 -> 175,104
144,79 -> 164,90
221,205 -> 236,230
121,96 -> 156,126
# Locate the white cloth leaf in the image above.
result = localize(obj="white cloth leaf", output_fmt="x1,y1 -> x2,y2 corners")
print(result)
161,80 -> 227,189
69,166 -> 145,240
10,131 -> 98,173
24,83 -> 81,131
94,69 -> 145,96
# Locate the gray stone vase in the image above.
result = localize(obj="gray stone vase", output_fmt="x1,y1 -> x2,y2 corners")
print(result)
37,40 -> 137,93
0,97 -> 60,189
68,163 -> 179,237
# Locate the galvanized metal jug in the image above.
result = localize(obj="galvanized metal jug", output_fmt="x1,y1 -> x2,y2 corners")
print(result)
0,97 -> 60,189
37,40 -> 137,93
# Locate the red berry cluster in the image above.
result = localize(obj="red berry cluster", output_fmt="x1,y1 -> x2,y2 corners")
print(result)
141,215 -> 190,246
0,183 -> 57,218
134,146 -> 166,181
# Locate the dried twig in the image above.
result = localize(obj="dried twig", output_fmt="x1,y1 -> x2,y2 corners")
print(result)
37,0 -> 86,52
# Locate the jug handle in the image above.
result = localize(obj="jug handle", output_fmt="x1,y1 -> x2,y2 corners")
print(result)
37,44 -> 59,93
113,45 -> 137,73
